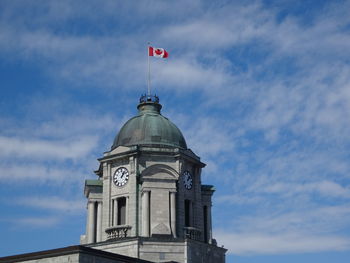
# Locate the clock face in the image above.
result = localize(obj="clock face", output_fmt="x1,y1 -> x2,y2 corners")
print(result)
183,171 -> 193,190
113,167 -> 129,187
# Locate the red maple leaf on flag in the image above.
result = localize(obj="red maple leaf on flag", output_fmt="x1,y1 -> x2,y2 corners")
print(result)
149,47 -> 168,58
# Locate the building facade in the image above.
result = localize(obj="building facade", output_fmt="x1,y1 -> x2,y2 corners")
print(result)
80,95 -> 226,263
0,95 -> 226,263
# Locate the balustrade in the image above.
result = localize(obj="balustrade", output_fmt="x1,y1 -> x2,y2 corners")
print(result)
105,225 -> 131,240
183,227 -> 201,241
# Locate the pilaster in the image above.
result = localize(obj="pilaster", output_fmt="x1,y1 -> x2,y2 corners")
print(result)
142,190 -> 150,237
96,201 -> 102,242
87,201 -> 95,243
170,191 -> 177,237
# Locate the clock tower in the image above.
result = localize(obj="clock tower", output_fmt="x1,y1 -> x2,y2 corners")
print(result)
81,95 -> 226,263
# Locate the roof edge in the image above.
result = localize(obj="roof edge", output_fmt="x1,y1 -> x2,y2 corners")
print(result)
0,245 -> 153,263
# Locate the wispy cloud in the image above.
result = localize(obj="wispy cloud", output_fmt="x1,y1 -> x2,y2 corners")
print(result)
215,204 -> 350,255
0,163 -> 86,183
15,196 -> 85,213
0,135 -> 98,160
216,231 -> 350,255
0,0 -> 350,258
0,108 -> 123,184
264,181 -> 350,199
13,216 -> 61,228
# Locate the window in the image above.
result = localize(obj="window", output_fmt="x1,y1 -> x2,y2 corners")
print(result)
113,197 -> 127,226
185,199 -> 191,227
92,201 -> 98,243
203,205 -> 208,242
117,197 -> 126,225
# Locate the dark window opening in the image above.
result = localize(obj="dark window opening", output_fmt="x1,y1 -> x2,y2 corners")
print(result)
203,206 -> 208,242
93,202 -> 98,242
185,199 -> 191,227
118,197 -> 126,225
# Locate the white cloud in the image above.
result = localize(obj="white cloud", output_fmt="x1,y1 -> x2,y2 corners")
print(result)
33,114 -> 118,139
0,163 -> 86,183
168,113 -> 237,178
232,205 -> 350,234
0,135 -> 98,160
215,204 -> 350,255
0,0 -> 350,258
216,194 -> 262,205
15,196 -> 85,213
0,109 -> 119,186
216,231 -> 350,255
163,20 -> 236,48
264,181 -> 350,199
13,216 -> 60,228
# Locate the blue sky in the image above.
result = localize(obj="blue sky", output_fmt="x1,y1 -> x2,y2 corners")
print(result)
0,1 -> 350,262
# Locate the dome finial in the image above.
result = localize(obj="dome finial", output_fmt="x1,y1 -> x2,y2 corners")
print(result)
139,94 -> 159,104
138,94 -> 162,114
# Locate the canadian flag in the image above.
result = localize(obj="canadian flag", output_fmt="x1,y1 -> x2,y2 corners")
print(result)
149,46 -> 168,58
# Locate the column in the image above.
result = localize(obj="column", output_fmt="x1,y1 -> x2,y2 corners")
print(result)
113,199 -> 118,226
125,196 -> 129,225
85,203 -> 89,240
208,204 -> 212,244
142,191 -> 150,236
170,192 -> 176,237
87,201 -> 96,243
96,202 -> 102,242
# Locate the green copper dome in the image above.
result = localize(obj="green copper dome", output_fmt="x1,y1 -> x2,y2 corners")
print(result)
111,95 -> 187,150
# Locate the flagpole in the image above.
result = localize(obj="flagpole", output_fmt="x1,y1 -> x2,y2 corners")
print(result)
147,42 -> 151,96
